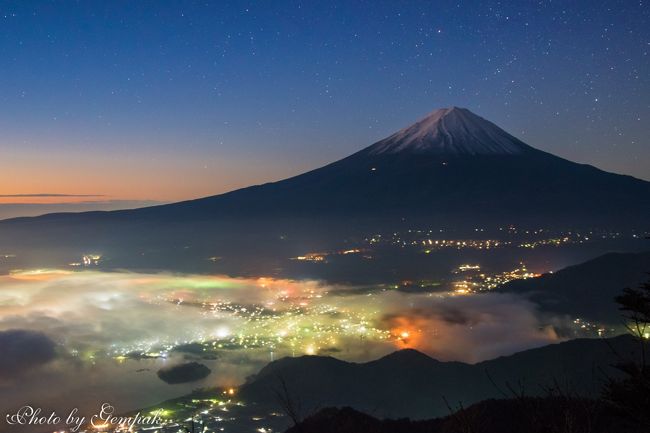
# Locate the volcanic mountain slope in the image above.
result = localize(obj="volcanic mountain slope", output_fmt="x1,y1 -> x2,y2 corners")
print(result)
0,107 -> 648,263
4,107 -> 650,224
126,106 -> 650,223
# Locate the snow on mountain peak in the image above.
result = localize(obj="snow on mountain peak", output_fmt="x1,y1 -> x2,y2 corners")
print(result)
367,107 -> 532,156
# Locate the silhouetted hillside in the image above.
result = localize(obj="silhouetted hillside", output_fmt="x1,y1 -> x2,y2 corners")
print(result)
285,398 -> 641,433
239,335 -> 638,420
499,251 -> 650,322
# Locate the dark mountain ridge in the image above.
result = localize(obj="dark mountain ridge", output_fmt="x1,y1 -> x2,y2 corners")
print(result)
237,334 -> 638,421
499,250 -> 650,323
285,399 -> 639,433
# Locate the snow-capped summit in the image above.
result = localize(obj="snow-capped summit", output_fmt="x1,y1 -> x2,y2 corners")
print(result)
367,107 -> 532,156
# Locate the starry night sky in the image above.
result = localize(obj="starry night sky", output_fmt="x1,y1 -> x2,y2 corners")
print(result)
0,0 -> 648,204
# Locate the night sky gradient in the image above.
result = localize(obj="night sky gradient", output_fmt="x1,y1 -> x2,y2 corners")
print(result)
1,0 -> 648,205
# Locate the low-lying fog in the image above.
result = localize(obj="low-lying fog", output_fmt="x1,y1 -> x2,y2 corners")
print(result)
0,269 -> 561,420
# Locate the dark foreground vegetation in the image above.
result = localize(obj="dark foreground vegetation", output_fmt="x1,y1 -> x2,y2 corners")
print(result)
286,397 -> 641,433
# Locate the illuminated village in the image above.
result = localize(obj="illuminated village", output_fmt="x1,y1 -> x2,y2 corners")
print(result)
17,226 -> 632,433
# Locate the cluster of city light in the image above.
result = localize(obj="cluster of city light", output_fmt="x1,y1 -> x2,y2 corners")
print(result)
362,227 -> 645,253
451,263 -> 540,293
291,248 -> 366,262
63,393 -> 287,433
369,234 -> 506,251
69,254 -> 103,267
519,237 -> 570,249
291,252 -> 326,262
87,263 -> 546,361
572,318 -> 614,338
88,281 -> 394,362
171,292 -> 391,358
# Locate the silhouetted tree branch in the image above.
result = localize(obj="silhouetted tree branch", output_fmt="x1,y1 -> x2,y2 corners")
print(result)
602,275 -> 650,429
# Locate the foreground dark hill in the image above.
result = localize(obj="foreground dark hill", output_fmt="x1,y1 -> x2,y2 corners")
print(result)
237,335 -> 638,421
286,399 -> 641,433
499,251 -> 650,323
145,335 -> 641,433
1,107 -> 648,265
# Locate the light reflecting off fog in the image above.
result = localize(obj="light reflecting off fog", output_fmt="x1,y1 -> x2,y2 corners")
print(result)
0,269 -> 559,417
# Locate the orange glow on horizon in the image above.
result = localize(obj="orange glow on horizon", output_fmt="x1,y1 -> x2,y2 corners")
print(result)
0,147 -> 315,205
0,195 -> 109,205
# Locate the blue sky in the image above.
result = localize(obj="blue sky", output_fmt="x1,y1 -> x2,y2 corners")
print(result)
0,0 -> 648,205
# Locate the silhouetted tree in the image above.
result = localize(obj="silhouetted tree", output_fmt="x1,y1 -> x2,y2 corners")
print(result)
602,275 -> 650,429
273,375 -> 305,429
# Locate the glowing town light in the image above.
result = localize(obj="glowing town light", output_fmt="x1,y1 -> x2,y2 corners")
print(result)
215,327 -> 230,338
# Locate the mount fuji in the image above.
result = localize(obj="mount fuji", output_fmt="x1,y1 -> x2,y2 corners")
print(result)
116,106 -> 648,225
1,107 -> 649,261
367,106 -> 531,155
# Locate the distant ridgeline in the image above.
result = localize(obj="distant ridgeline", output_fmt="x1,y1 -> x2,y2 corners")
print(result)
498,251 -> 650,324
235,335 -> 638,420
